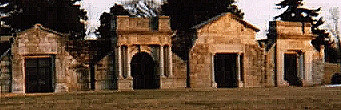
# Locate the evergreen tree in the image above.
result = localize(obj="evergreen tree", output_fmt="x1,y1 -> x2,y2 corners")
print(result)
98,4 -> 129,39
274,0 -> 331,50
0,0 -> 87,39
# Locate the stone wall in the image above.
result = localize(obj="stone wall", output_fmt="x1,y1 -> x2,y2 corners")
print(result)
243,44 -> 266,87
264,45 -> 276,87
323,63 -> 340,84
114,15 -> 186,90
312,47 -> 325,85
11,25 -> 90,93
95,53 -> 116,90
267,21 -> 324,87
0,55 -> 11,92
190,13 -> 263,88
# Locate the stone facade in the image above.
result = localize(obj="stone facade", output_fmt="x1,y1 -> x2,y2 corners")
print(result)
189,13 -> 265,88
114,16 -> 186,90
266,21 -> 325,87
0,13 -> 332,93
10,25 -> 91,93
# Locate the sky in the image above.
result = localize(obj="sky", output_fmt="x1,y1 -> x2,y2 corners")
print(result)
80,0 -> 341,39
236,0 -> 341,39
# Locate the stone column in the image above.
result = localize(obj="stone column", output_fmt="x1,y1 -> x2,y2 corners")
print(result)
299,53 -> 304,80
117,46 -> 123,79
126,46 -> 132,79
160,45 -> 165,78
237,52 -> 243,87
302,51 -> 313,86
211,54 -> 217,88
168,45 -> 173,77
277,51 -> 289,87
117,45 -> 133,91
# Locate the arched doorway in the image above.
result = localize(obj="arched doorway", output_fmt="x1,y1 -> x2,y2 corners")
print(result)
131,52 -> 159,89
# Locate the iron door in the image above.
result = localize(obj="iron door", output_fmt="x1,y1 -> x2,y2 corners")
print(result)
25,58 -> 53,93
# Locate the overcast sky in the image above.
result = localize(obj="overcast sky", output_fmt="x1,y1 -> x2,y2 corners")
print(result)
81,0 -> 341,39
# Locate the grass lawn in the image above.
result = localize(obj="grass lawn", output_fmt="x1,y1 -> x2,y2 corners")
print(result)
0,87 -> 341,109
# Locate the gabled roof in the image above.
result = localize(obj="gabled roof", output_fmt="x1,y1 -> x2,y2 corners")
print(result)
16,24 -> 69,37
191,13 -> 260,32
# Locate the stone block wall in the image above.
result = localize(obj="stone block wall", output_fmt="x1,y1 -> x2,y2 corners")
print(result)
171,54 -> 187,88
323,63 -> 340,84
116,16 -> 171,33
0,55 -> 11,92
11,25 -> 91,93
189,44 -> 212,88
95,53 -> 116,90
243,44 -> 266,87
267,21 -> 325,87
312,47 -> 325,85
189,13 -> 263,88
264,46 -> 276,87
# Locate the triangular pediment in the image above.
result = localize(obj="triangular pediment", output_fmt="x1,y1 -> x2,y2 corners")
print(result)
194,13 -> 259,34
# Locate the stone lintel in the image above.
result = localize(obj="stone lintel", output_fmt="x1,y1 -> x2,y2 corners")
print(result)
117,31 -> 173,35
277,34 -> 314,39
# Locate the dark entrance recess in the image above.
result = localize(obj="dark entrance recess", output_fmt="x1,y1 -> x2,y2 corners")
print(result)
214,54 -> 238,88
25,58 -> 54,93
284,54 -> 302,86
131,52 -> 159,89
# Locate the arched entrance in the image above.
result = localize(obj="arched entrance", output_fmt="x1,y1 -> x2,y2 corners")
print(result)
131,52 -> 159,89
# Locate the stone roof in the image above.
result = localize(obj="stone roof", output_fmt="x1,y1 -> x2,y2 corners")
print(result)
191,13 -> 260,32
16,24 -> 69,37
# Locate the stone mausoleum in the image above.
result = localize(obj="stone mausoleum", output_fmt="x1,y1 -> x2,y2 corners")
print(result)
264,21 -> 325,87
0,13 -> 330,93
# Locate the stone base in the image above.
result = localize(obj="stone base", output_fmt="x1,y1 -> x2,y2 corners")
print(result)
117,78 -> 133,91
12,83 -> 24,93
160,77 -> 174,89
302,80 -> 313,87
55,83 -> 69,92
95,80 -> 115,91
212,82 -> 217,88
277,81 -> 289,87
238,82 -> 244,87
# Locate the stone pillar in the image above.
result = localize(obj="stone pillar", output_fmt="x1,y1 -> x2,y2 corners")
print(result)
168,45 -> 173,77
237,52 -> 243,87
117,46 -> 133,91
117,46 -> 123,79
277,51 -> 289,87
160,45 -> 165,78
302,51 -> 313,86
126,46 -> 132,79
211,54 -> 217,88
299,53 -> 304,80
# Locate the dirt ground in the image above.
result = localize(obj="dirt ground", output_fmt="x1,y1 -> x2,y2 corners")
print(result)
0,86 -> 341,109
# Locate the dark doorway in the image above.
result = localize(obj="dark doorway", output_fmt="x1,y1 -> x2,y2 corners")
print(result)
284,54 -> 302,86
25,58 -> 54,93
214,54 -> 238,88
131,52 -> 159,89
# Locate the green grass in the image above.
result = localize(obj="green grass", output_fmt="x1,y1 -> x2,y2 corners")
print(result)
0,87 -> 341,109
